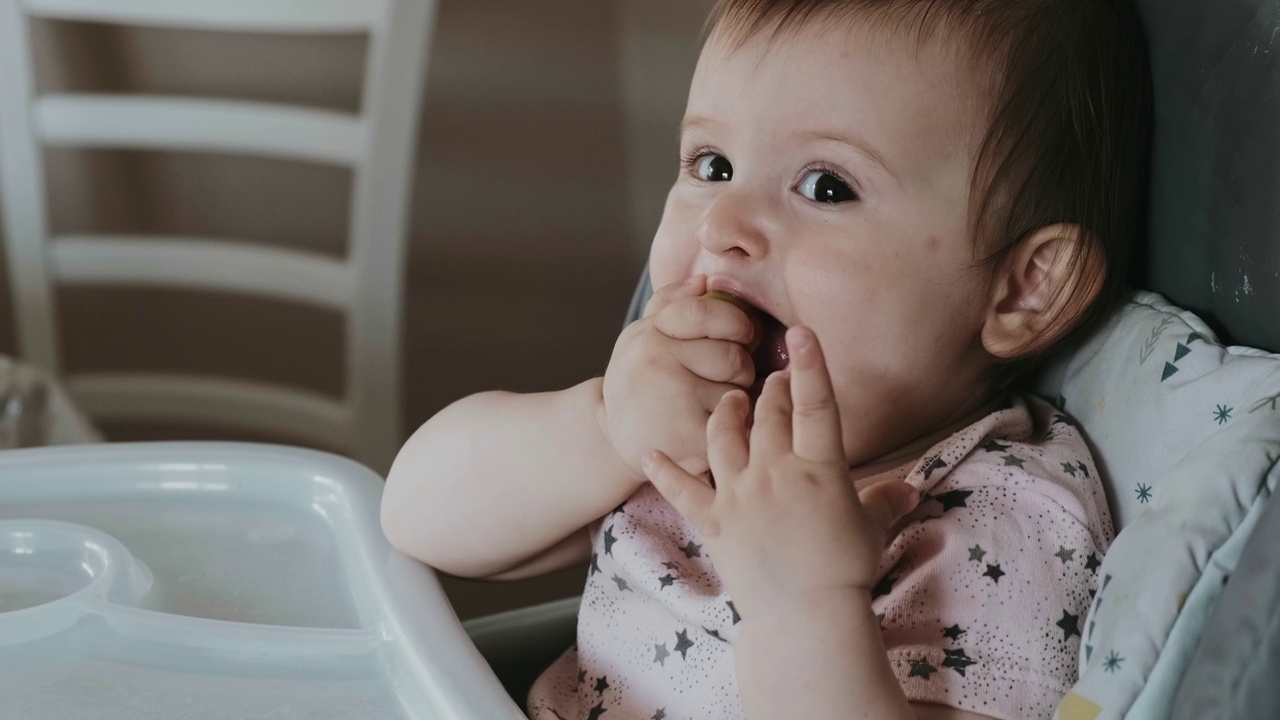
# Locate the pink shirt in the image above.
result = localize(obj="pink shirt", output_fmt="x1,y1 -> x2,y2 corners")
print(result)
528,394 -> 1114,720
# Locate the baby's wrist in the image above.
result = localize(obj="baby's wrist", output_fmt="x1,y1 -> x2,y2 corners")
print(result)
579,377 -> 645,490
737,585 -> 875,631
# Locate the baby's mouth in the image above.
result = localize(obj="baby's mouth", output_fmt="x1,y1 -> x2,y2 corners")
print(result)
751,309 -> 790,374
748,309 -> 789,399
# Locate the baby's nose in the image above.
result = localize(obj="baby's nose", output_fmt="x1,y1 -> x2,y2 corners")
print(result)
695,192 -> 770,259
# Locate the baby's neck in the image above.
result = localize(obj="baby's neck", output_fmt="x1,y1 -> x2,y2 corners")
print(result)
848,395 -> 1006,483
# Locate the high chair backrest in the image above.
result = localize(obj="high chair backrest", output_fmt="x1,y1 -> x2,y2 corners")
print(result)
0,0 -> 436,473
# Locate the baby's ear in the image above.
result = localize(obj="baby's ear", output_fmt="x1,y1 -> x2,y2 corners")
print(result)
981,223 -> 1105,359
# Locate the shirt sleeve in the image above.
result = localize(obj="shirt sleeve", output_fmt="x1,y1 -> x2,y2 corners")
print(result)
870,477 -> 1105,720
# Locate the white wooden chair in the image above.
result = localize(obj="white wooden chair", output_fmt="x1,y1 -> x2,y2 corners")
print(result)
0,0 -> 436,474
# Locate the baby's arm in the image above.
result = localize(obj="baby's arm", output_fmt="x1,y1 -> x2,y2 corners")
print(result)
382,275 -> 757,580
381,377 -> 637,579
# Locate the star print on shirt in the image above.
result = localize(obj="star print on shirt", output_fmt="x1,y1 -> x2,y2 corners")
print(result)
653,643 -> 669,666
1061,462 -> 1079,477
932,490 -> 972,512
587,701 -> 607,720
611,575 -> 631,592
921,455 -> 948,479
941,648 -> 976,677
660,561 -> 682,572
942,624 -> 967,641
968,545 -> 987,562
1002,454 -> 1026,468
1085,553 -> 1102,573
594,676 -> 610,695
1055,546 -> 1076,564
1076,461 -> 1090,478
652,709 -> 667,720
610,501 -> 626,516
603,527 -> 618,556
872,574 -> 898,599
727,600 -> 741,624
589,552 -> 600,576
1056,610 -> 1081,641
1052,413 -> 1080,429
674,629 -> 694,660
984,564 -> 1005,583
578,669 -> 587,685
979,439 -> 1011,453
704,627 -> 727,642
680,541 -> 702,558
658,573 -> 677,589
908,657 -> 939,680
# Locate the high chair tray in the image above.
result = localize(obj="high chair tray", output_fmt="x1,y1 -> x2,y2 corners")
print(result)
0,443 -> 526,720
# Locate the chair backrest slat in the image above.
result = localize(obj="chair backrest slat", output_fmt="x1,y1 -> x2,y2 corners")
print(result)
37,95 -> 365,167
50,236 -> 354,310
24,0 -> 388,33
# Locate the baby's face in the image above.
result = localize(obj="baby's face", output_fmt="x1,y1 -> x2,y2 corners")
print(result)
649,18 -> 1000,466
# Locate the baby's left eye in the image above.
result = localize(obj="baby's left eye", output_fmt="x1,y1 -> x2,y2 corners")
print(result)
797,170 -> 857,204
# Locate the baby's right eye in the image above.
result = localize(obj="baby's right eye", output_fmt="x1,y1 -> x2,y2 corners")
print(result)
690,153 -> 733,182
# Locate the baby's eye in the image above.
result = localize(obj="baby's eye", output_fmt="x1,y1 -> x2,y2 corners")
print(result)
693,154 -> 734,182
797,169 -> 857,204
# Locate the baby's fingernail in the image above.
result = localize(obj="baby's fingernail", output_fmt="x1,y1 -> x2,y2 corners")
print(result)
789,327 -> 813,351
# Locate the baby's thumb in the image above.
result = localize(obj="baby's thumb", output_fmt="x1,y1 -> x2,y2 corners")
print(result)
858,480 -> 921,539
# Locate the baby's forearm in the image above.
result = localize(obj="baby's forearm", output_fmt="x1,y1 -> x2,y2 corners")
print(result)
734,589 -> 916,720
381,377 -> 641,578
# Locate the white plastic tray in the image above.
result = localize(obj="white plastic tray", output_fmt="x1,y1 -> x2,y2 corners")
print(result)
0,442 -> 527,719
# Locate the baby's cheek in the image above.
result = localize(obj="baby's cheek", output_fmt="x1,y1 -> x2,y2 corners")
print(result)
647,227 -> 694,289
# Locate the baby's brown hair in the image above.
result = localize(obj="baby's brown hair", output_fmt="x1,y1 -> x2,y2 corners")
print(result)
707,0 -> 1153,389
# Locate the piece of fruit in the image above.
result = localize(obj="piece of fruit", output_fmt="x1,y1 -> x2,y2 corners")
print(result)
705,290 -> 765,353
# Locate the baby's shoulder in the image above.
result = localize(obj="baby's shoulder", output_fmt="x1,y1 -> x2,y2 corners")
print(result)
911,393 -> 1113,542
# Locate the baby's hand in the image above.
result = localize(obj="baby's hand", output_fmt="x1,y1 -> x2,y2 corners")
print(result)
642,327 -> 919,623
600,275 -> 758,480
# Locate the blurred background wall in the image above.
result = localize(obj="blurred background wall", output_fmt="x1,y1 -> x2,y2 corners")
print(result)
0,0 -> 713,619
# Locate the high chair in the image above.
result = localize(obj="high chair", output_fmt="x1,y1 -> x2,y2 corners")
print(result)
462,0 -> 1280,717
0,0 -> 436,475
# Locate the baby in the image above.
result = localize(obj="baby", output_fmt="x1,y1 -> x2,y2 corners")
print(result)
382,0 -> 1151,718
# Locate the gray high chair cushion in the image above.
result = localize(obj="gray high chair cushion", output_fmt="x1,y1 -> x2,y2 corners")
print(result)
1030,294 -> 1280,720
1170,486 -> 1280,720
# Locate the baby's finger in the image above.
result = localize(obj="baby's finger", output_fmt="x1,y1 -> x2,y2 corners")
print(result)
707,390 -> 750,475
652,295 -> 758,346
786,327 -> 845,463
857,480 -> 921,540
642,275 -> 707,319
749,370 -> 793,459
643,450 -> 715,529
670,338 -> 756,387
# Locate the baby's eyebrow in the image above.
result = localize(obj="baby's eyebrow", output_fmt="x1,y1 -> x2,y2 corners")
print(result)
678,115 -> 718,142
794,129 -> 898,183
